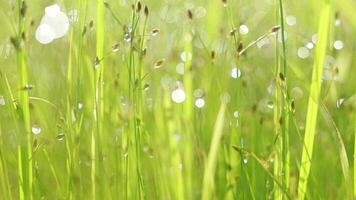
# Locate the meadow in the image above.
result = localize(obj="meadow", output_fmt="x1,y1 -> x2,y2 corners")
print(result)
0,0 -> 355,199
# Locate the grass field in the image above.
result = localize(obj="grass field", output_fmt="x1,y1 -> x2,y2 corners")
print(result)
0,0 -> 355,199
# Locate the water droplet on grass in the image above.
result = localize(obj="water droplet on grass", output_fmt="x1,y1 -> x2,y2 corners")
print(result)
297,47 -> 309,59
36,4 -> 70,44
243,158 -> 248,164
306,42 -> 314,49
195,98 -> 205,108
32,125 -> 41,135
333,40 -> 344,50
193,88 -> 204,98
239,24 -> 249,35
286,15 -> 296,26
36,24 -> 55,44
171,88 -> 186,104
231,67 -> 241,79
176,63 -> 185,75
335,19 -> 341,26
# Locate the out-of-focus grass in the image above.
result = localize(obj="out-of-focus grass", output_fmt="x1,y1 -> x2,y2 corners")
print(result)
0,0 -> 355,199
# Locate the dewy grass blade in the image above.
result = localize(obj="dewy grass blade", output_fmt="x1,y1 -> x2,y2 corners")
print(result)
297,1 -> 331,199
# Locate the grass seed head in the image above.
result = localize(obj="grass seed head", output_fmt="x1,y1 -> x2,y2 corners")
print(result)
136,1 -> 142,13
187,9 -> 193,20
20,1 -> 27,17
144,6 -> 149,16
154,59 -> 165,69
270,25 -> 281,33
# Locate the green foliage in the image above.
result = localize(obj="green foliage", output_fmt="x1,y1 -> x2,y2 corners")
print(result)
0,0 -> 355,199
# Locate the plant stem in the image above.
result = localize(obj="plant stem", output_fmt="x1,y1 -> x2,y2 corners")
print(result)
16,1 -> 32,200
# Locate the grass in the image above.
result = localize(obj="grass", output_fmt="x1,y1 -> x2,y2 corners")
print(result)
297,1 -> 331,199
0,0 -> 355,199
15,1 -> 33,199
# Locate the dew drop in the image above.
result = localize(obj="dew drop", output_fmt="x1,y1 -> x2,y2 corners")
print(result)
45,4 -> 60,17
41,10 -> 69,39
0,96 -> 5,106
297,47 -> 309,59
195,98 -> 205,108
239,24 -> 249,35
171,88 -> 186,104
35,24 -> 55,44
286,15 -> 296,26
333,40 -> 344,50
193,88 -> 204,98
306,42 -> 314,49
243,158 -> 248,164
32,125 -> 42,135
176,63 -> 185,75
231,67 -> 241,79
335,19 -> 341,26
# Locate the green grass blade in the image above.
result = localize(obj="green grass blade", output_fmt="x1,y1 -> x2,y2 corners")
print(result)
201,103 -> 226,200
297,1 -> 331,199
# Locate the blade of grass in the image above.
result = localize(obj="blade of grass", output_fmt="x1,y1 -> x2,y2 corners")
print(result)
15,1 -> 33,200
201,102 -> 226,200
92,0 -> 105,199
297,1 -> 331,199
